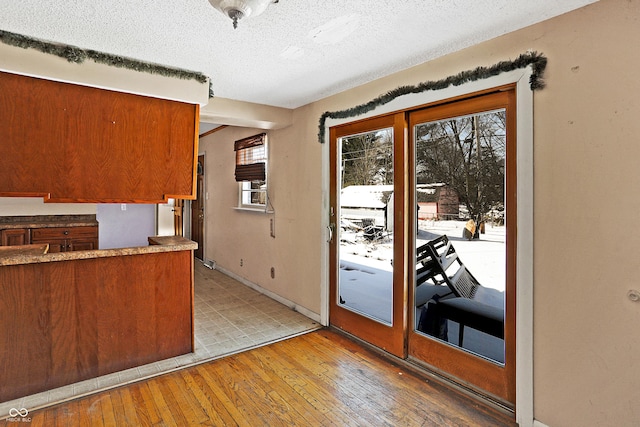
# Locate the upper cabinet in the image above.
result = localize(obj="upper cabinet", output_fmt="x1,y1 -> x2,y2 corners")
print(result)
0,71 -> 198,203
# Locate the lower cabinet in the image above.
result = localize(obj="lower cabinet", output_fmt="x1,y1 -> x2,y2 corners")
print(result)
31,226 -> 99,252
0,228 -> 30,246
0,249 -> 194,402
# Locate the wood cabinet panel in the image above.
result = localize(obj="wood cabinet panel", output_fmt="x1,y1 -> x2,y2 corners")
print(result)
31,226 -> 97,240
0,71 -> 198,203
45,241 -> 66,253
0,250 -> 194,402
68,239 -> 98,251
31,226 -> 98,252
1,228 -> 30,246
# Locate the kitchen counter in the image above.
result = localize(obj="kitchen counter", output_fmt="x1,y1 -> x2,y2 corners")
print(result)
0,244 -> 49,257
0,233 -> 196,403
0,235 -> 196,266
0,214 -> 98,229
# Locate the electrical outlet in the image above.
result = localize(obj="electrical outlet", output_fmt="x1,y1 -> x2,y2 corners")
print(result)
240,258 -> 243,267
270,267 -> 275,278
121,203 -> 127,211
270,218 -> 275,238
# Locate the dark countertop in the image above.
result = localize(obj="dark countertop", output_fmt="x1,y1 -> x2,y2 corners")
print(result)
0,236 -> 197,267
0,214 -> 98,230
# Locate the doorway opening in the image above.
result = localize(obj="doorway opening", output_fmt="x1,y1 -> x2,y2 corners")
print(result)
191,154 -> 205,260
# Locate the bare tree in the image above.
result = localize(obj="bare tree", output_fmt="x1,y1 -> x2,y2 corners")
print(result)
415,110 -> 506,224
341,129 -> 393,187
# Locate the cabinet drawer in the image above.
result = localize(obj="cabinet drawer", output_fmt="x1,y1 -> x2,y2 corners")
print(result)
31,226 -> 98,240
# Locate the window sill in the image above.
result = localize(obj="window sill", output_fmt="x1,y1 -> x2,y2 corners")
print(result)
233,206 -> 273,214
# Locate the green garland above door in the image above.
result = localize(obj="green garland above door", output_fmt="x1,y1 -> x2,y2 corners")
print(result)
318,51 -> 547,143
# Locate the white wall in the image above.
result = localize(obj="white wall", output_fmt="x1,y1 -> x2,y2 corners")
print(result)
96,204 -> 156,249
0,197 -> 96,216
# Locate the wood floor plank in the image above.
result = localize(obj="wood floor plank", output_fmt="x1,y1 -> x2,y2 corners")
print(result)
200,355 -> 296,427
210,357 -> 281,426
290,336 -> 399,426
312,329 -> 508,426
84,395 -> 108,426
106,385 -> 128,427
97,394 -> 116,427
159,372 -> 211,427
235,351 -> 327,427
115,388 -> 142,427
74,396 -> 94,427
162,371 -> 211,426
127,383 -> 156,427
27,410 -> 45,427
225,352 -> 307,426
269,336 -> 399,427
302,332 -> 441,425
194,364 -> 256,426
16,330 -> 515,427
180,369 -> 237,425
145,380 -> 179,427
258,341 -> 371,426
50,399 -> 81,427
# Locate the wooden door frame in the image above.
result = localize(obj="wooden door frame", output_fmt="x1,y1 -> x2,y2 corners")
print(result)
328,112 -> 407,358
407,88 -> 516,405
321,68 -> 534,426
174,199 -> 184,236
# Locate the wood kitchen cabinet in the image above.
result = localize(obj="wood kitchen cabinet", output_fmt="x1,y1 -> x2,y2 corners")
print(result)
0,245 -> 194,402
0,71 -> 198,203
31,226 -> 98,253
1,228 -> 30,246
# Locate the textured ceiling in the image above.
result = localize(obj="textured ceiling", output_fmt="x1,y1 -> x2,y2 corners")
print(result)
0,0 -> 596,109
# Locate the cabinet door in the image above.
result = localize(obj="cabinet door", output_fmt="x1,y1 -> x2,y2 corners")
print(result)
68,238 -> 98,251
32,228 -> 63,252
67,226 -> 99,251
44,240 -> 67,253
1,229 -> 30,246
31,226 -> 98,252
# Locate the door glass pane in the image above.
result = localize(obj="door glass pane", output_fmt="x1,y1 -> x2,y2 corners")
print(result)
414,110 -> 506,364
338,128 -> 394,325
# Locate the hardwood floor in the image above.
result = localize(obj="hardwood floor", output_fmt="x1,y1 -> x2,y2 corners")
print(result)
12,329 -> 515,427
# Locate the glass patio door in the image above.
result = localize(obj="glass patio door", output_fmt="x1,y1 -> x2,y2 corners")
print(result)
329,113 -> 406,357
408,89 -> 516,405
328,88 -> 517,406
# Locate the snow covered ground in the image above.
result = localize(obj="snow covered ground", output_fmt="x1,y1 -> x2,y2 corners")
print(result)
338,219 -> 506,363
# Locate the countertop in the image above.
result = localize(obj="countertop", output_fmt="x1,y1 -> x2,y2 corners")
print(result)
0,236 -> 197,267
0,214 -> 98,229
0,244 -> 49,257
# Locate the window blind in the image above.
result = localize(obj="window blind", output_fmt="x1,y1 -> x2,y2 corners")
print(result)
234,133 -> 266,182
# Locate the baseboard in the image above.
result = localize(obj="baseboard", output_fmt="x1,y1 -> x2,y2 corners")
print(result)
213,264 -> 321,324
533,420 -> 550,427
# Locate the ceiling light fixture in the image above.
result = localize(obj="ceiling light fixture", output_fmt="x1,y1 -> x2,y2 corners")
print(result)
208,0 -> 278,29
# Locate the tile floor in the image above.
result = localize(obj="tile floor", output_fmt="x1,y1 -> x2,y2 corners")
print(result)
0,261 -> 321,418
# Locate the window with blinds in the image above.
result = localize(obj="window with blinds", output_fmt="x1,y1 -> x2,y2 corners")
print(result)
234,133 -> 267,182
234,133 -> 268,208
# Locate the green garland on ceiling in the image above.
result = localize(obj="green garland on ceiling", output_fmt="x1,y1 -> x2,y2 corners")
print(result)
318,51 -> 547,143
0,29 -> 214,98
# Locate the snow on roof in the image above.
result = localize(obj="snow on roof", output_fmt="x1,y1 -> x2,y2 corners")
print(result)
341,184 -> 449,208
416,183 -> 448,203
341,185 -> 393,209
